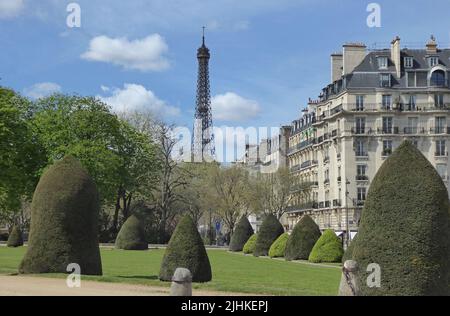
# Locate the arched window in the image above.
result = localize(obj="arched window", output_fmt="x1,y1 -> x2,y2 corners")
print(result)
430,70 -> 446,86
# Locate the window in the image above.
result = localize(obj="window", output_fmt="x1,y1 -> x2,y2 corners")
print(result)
406,117 -> 418,134
378,57 -> 388,69
417,71 -> 428,86
382,117 -> 393,134
404,57 -> 413,68
382,95 -> 392,110
435,117 -> 446,134
431,70 -> 446,87
407,72 -> 416,87
355,139 -> 366,157
436,140 -> 446,156
357,165 -> 367,181
355,117 -> 366,134
408,95 -> 417,111
435,94 -> 444,107
380,74 -> 391,87
356,95 -> 364,111
383,140 -> 393,156
324,169 -> 330,184
357,188 -> 367,202
428,56 -> 439,67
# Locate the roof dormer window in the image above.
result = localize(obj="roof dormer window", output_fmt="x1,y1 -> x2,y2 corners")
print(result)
428,56 -> 439,67
404,57 -> 413,68
377,56 -> 388,69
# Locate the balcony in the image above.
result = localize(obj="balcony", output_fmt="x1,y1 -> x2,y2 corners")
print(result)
356,175 -> 369,181
333,199 -> 342,207
430,127 -> 449,134
290,164 -> 301,173
286,201 -> 319,212
356,152 -> 369,158
325,201 -> 331,208
382,148 -> 392,157
355,200 -> 365,207
323,156 -> 330,164
324,178 -> 330,185
435,151 -> 448,158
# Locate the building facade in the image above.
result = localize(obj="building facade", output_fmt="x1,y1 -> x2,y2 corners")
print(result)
286,36 -> 450,243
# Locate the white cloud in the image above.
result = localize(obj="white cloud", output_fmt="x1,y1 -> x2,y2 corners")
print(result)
24,82 -> 62,100
99,83 -> 180,117
0,0 -> 24,19
81,34 -> 170,72
212,92 -> 261,122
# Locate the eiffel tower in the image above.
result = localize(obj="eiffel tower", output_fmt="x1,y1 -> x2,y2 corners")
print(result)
192,27 -> 215,162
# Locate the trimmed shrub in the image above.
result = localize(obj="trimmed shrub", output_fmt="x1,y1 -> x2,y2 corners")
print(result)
285,215 -> 321,261
19,156 -> 102,275
115,215 -> 148,250
308,230 -> 343,263
159,215 -> 212,282
353,141 -> 450,296
342,233 -> 358,264
269,233 -> 289,258
254,214 -> 284,257
229,216 -> 254,252
243,234 -> 257,254
7,226 -> 23,248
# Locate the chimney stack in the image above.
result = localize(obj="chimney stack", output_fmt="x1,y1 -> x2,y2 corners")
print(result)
331,53 -> 343,82
391,36 -> 401,78
342,43 -> 367,75
426,35 -> 438,54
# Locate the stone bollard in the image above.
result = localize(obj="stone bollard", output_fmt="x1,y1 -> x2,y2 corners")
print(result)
170,268 -> 193,296
338,260 -> 360,296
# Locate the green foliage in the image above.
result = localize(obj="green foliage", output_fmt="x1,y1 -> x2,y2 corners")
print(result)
115,215 -> 148,250
31,94 -> 159,205
229,216 -> 254,252
285,215 -> 321,261
19,156 -> 102,275
243,234 -> 258,254
308,230 -> 343,263
269,233 -> 289,258
7,226 -> 23,248
0,87 -> 45,217
159,215 -> 212,282
254,214 -> 284,257
353,141 -> 450,295
342,233 -> 358,263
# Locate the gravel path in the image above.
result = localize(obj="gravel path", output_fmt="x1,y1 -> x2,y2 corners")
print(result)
0,275 -> 253,296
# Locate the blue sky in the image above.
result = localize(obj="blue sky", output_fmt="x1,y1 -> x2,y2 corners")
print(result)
2,0 -> 450,141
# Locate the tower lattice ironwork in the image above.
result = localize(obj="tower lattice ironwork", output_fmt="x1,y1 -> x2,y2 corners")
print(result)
193,27 -> 215,162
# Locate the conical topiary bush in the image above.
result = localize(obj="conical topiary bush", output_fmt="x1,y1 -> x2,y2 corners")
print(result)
19,156 -> 102,275
269,232 -> 289,258
253,214 -> 284,257
229,216 -> 254,252
352,141 -> 450,296
243,234 -> 257,254
159,215 -> 212,282
115,215 -> 148,250
308,229 -> 343,263
7,226 -> 24,248
285,215 -> 321,261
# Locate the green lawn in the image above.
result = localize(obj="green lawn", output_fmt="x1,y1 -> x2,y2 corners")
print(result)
0,247 -> 341,296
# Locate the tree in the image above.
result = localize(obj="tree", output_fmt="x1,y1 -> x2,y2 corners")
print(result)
229,216 -> 254,252
0,87 -> 45,225
351,141 -> 450,295
308,229 -> 343,263
285,215 -> 321,261
248,168 -> 296,220
19,156 -> 102,275
32,95 -> 159,236
209,165 -> 250,237
159,215 -> 212,282
254,214 -> 284,257
115,214 -> 148,250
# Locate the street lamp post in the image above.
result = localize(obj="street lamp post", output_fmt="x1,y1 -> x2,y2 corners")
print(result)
345,179 -> 351,250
